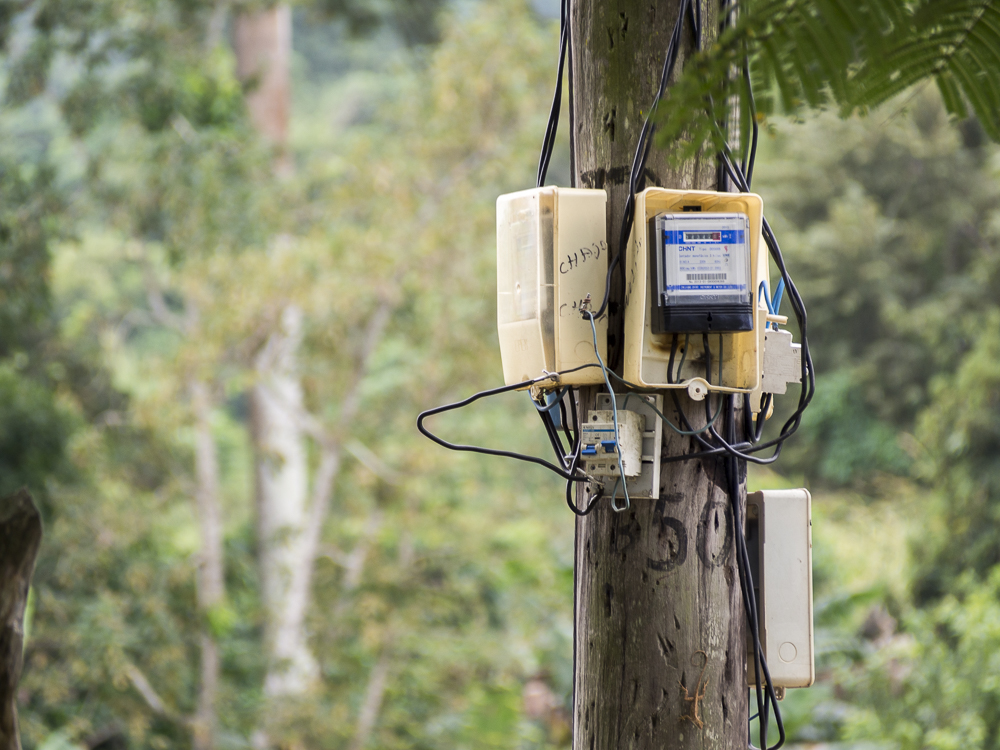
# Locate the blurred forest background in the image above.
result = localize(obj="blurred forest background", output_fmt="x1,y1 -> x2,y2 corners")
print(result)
1,0 -> 999,748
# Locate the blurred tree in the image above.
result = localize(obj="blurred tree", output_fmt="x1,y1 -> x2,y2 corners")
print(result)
757,90 -> 1000,493
751,93 -> 1000,746
656,0 -> 1000,160
311,0 -> 446,46
4,3 -> 586,750
842,567 -> 1000,750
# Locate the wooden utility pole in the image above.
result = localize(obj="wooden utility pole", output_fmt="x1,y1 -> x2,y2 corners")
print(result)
569,2 -> 748,748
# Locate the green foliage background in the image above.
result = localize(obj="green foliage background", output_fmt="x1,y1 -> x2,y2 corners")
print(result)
1,0 -> 1000,749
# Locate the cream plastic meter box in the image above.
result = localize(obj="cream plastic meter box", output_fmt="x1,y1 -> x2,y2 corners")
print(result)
746,489 -> 815,689
623,188 -> 771,401
497,187 -> 608,388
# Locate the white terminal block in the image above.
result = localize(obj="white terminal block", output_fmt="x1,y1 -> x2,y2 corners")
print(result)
580,409 -> 643,478
760,329 -> 802,395
746,489 -> 814,689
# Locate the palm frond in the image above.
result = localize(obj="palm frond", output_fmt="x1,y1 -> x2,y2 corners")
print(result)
656,0 -> 1000,159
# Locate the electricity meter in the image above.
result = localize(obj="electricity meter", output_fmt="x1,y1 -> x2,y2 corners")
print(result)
496,187 -> 608,388
649,212 -> 753,333
623,188 -> 768,395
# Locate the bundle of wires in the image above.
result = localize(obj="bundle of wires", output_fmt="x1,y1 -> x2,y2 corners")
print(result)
416,1 -> 815,747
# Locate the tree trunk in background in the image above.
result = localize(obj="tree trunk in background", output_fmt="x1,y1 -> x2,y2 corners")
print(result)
249,306 -> 317,697
234,5 -> 316,701
190,380 -> 225,750
0,490 -> 41,750
234,5 -> 292,173
570,2 -> 748,748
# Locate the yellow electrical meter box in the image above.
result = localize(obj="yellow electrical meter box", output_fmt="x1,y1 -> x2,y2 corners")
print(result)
623,188 -> 770,398
497,187 -> 608,388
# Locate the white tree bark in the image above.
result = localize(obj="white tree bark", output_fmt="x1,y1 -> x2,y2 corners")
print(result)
348,654 -> 390,750
191,379 -> 224,750
233,3 -> 313,701
251,306 -> 318,697
258,302 -> 393,700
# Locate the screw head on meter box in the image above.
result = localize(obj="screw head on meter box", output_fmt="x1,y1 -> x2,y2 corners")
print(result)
649,212 -> 754,334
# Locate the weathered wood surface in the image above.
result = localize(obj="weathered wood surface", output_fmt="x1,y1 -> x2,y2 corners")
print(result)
0,490 -> 42,750
570,1 -> 748,748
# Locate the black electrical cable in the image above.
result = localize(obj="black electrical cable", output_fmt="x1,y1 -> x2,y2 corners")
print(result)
540,408 -> 571,468
742,56 -> 759,187
416,365 -> 600,483
535,388 -> 574,465
558,393 -> 575,446
533,386 -> 570,415
743,392 -> 772,444
566,469 -> 602,515
631,32 -> 809,465
660,148 -> 813,466
569,0 -> 813,467
537,0 -> 569,188
563,389 -> 606,516
592,0 -> 692,324
703,332 -> 712,386
721,151 -> 816,450
658,0 -> 809,468
622,12 -> 799,735
723,395 -> 765,748
668,334 -> 680,384
723,394 -> 786,750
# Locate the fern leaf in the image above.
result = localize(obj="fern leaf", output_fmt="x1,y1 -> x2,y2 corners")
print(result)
656,0 -> 1000,156
936,72 -> 969,119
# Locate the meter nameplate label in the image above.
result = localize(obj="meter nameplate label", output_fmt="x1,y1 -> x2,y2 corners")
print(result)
659,216 -> 750,302
664,228 -> 747,296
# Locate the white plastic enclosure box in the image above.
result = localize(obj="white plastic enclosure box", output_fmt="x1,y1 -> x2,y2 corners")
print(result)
497,187 -> 608,389
624,188 -> 771,400
746,488 -> 815,689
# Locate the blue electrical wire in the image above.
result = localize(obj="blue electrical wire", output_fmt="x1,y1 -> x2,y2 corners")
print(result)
758,281 -> 775,315
772,278 -> 785,315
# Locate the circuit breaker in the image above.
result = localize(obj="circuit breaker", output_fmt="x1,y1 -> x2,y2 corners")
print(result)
579,409 -> 643,478
496,187 -> 608,389
746,489 -> 814,689
649,212 -> 753,333
582,394 -> 663,500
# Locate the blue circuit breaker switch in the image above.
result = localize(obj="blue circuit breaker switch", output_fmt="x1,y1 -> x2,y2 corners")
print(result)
580,410 -> 643,478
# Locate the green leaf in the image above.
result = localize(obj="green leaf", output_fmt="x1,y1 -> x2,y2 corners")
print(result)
656,0 -> 1000,154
